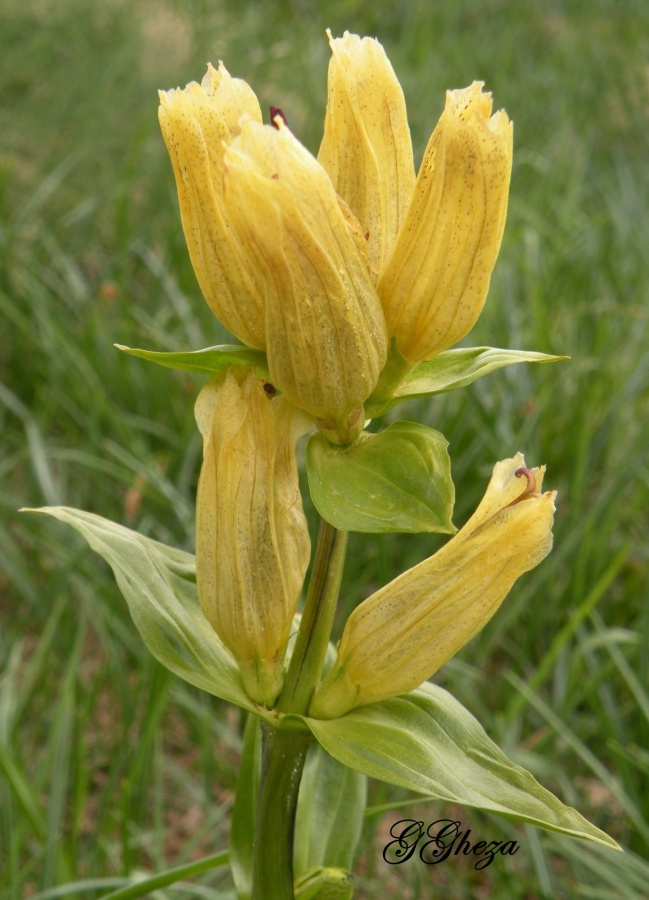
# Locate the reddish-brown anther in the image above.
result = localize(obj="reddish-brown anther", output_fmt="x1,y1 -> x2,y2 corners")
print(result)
269,106 -> 288,128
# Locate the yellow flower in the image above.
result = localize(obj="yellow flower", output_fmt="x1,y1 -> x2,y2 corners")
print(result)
377,84 -> 513,364
223,117 -> 387,445
160,60 -> 388,446
319,32 -> 513,369
160,33 -> 512,438
158,63 -> 265,350
318,30 -> 416,282
309,455 -> 555,719
194,368 -> 311,707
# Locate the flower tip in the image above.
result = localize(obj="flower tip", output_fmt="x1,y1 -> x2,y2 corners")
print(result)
445,81 -> 494,120
490,107 -> 513,131
446,80 -> 486,101
200,62 -> 214,86
327,28 -> 366,59
157,86 -> 179,108
544,489 -> 558,510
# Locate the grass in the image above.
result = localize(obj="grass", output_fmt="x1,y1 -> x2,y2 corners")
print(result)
1,0 -> 648,896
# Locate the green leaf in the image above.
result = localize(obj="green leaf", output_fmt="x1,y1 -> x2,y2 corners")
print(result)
306,682 -> 620,850
230,715 -> 262,900
306,422 -> 455,534
24,507 -> 267,718
366,347 -> 567,416
86,851 -> 229,900
115,343 -> 269,377
295,742 -> 367,877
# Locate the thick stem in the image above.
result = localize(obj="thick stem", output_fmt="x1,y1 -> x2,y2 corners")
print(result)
252,721 -> 311,900
278,518 -> 348,715
251,518 -> 348,897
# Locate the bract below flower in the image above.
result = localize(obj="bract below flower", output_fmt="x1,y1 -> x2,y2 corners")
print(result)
309,454 -> 555,719
195,368 -> 311,707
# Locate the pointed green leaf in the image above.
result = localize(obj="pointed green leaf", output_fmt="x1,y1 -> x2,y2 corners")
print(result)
24,507 -> 269,718
230,715 -> 262,900
295,742 -> 366,877
87,851 -> 230,899
366,347 -> 567,416
306,422 -> 455,534
115,343 -> 269,377
306,682 -> 619,850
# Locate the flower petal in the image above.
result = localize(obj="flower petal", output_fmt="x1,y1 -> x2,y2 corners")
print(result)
158,63 -> 266,349
378,82 -> 513,363
318,30 -> 415,281
195,369 -> 311,706
224,118 -> 388,444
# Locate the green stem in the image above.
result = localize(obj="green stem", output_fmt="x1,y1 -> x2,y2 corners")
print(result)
251,517 -> 348,898
278,518 -> 348,715
252,722 -> 312,900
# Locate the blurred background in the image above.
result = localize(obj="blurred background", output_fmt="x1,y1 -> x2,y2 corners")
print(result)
1,0 -> 648,897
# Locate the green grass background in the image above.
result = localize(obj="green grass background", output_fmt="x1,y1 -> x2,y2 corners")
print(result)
1,0 -> 648,897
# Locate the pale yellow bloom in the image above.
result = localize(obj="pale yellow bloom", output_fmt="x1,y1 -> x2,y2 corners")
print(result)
223,117 -> 387,444
158,63 -> 265,349
160,59 -> 388,445
319,33 -> 513,368
195,368 -> 311,707
377,84 -> 513,363
160,35 -> 512,439
318,30 -> 415,281
310,455 -> 555,719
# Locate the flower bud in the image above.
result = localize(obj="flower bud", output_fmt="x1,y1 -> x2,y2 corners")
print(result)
310,454 -> 555,719
377,82 -> 513,364
195,368 -> 311,706
158,64 -> 266,349
223,117 -> 387,444
318,30 -> 415,282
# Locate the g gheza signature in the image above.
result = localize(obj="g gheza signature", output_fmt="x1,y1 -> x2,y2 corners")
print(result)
383,819 -> 520,871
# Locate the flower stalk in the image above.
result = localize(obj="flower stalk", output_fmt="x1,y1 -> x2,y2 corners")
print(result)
252,517 -> 348,898
278,518 -> 348,715
253,720 -> 312,900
